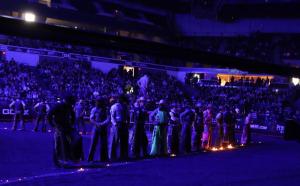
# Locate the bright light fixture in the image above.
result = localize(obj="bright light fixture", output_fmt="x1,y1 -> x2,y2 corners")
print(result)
292,77 -> 299,86
24,12 -> 36,22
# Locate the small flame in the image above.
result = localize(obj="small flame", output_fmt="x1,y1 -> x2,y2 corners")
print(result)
227,144 -> 234,149
219,147 -> 224,150
211,147 -> 219,151
170,154 -> 176,157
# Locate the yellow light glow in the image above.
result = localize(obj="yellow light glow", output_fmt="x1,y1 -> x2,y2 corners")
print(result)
217,74 -> 274,87
227,144 -> 234,149
170,154 -> 176,157
123,66 -> 134,76
211,147 -> 219,151
24,12 -> 36,22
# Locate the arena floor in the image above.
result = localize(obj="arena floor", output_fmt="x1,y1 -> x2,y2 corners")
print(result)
1,122 -> 300,186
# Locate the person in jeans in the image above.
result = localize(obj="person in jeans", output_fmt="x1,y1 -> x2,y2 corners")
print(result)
109,95 -> 129,161
241,113 -> 252,145
88,97 -> 110,162
202,104 -> 213,149
10,97 -> 26,131
131,97 -> 148,158
180,102 -> 195,154
192,102 -> 204,152
33,99 -> 50,132
167,104 -> 180,154
74,99 -> 86,135
48,94 -> 84,166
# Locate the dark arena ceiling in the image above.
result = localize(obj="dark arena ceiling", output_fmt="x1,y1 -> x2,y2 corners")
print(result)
0,0 -> 299,77
0,16 -> 299,77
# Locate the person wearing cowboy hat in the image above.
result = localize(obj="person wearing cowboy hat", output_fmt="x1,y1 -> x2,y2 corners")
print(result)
131,97 -> 148,158
241,112 -> 252,146
87,96 -> 110,162
202,104 -> 213,149
109,94 -> 130,161
33,98 -> 50,132
149,99 -> 168,156
167,103 -> 180,154
180,101 -> 195,154
10,95 -> 26,131
192,102 -> 204,152
213,106 -> 224,148
223,105 -> 233,146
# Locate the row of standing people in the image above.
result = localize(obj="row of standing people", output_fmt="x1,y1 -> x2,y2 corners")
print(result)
10,95 -> 252,165
149,101 -> 252,156
9,98 -> 83,133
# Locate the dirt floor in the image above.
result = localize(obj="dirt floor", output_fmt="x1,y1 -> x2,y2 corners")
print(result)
1,122 -> 300,186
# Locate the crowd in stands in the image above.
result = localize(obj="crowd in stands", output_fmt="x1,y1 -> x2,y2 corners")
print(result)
0,57 -> 184,116
1,57 -> 299,134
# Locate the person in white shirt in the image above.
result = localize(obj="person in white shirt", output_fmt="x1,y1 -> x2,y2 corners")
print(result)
202,104 -> 213,149
108,95 -> 129,161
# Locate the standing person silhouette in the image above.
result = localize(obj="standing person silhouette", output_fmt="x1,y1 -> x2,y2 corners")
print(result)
88,96 -> 110,162
10,96 -> 26,131
48,94 -> 84,166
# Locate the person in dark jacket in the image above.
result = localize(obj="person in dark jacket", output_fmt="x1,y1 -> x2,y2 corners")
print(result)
223,106 -> 234,146
33,99 -> 50,132
214,106 -> 224,148
192,102 -> 204,152
48,94 -> 84,166
167,104 -> 180,154
180,102 -> 195,154
229,108 -> 237,145
131,97 -> 148,158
